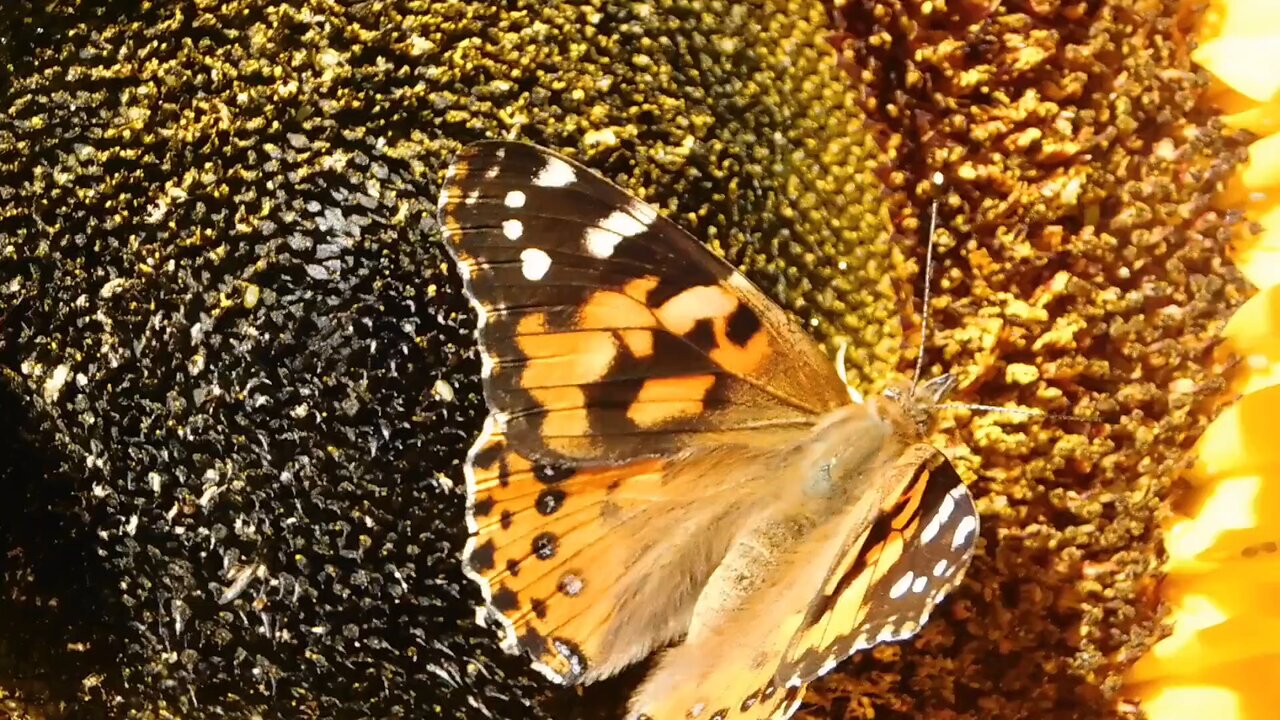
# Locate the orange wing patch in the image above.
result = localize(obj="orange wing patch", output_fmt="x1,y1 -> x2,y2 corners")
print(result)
791,528 -> 907,657
707,319 -> 770,376
524,386 -> 592,440
466,428 -> 668,683
499,277 -> 787,459
627,375 -> 718,428
580,279 -> 662,330
515,313 -> 618,387
653,285 -> 740,333
653,285 -> 772,375
778,450 -> 979,686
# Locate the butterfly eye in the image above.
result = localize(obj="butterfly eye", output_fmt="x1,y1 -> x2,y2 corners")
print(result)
915,372 -> 958,405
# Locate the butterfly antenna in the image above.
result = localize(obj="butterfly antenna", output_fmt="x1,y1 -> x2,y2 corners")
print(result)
911,173 -> 944,392
932,402 -> 1114,425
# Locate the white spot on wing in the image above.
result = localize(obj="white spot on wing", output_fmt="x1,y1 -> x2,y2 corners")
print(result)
628,198 -> 658,225
920,491 -> 956,543
600,208 -> 648,237
888,571 -> 914,599
933,558 -> 950,576
911,574 -> 929,594
534,156 -> 575,187
584,227 -> 623,258
520,248 -> 552,280
531,660 -> 567,684
437,188 -> 453,210
952,514 -> 977,549
504,190 -> 526,208
502,218 -> 524,240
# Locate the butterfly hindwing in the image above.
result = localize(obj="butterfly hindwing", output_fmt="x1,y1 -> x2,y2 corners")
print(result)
779,444 -> 979,685
462,416 -> 800,685
623,488 -> 859,720
437,141 -> 850,466
622,446 -> 978,720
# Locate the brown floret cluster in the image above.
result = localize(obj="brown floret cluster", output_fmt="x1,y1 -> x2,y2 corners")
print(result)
807,0 -> 1250,718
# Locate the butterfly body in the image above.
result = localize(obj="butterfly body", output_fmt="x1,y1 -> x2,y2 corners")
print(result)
438,141 -> 980,719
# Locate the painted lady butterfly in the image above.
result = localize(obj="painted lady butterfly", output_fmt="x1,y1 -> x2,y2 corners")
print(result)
438,141 -> 979,720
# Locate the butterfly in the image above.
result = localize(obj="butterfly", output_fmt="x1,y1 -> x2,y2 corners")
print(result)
437,140 -> 980,720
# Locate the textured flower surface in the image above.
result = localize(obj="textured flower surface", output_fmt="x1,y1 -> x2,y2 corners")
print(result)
1124,1 -> 1280,718
0,2 -> 1256,720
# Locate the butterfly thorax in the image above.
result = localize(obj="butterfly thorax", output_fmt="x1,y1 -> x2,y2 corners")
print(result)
874,372 -> 958,439
792,373 -> 958,508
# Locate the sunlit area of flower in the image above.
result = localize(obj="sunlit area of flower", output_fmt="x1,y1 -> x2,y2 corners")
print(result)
1126,0 -> 1280,716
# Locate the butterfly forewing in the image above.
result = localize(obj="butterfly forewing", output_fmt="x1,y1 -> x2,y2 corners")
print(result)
437,141 -> 850,466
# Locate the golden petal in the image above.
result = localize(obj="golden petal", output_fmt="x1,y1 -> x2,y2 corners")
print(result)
1138,664 -> 1280,720
1195,37 -> 1280,102
1190,384 -> 1280,481
1221,283 -> 1280,394
1133,3 -> 1280,719
1222,95 -> 1280,134
1131,585 -> 1280,683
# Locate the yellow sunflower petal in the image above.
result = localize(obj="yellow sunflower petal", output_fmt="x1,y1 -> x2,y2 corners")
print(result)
1194,37 -> 1280,102
1234,204 -> 1280,290
1130,582 -> 1280,684
1191,383 -> 1280,481
1221,283 -> 1280,394
1138,660 -> 1280,720
1133,2 -> 1280,718
1239,133 -> 1280,195
1222,94 -> 1280,134
1198,0 -> 1280,45
1164,475 -> 1266,570
1194,0 -> 1280,102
